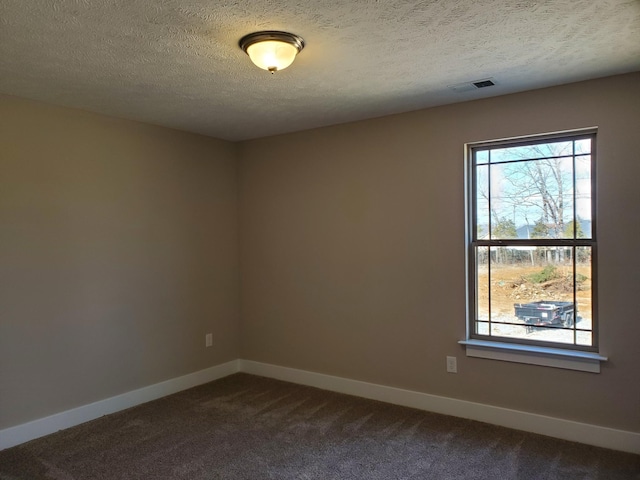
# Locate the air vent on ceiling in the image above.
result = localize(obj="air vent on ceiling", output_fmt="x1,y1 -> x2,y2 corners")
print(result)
473,79 -> 495,88
448,78 -> 498,93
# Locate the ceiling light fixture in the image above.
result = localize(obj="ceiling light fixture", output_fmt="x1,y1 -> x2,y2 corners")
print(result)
239,31 -> 305,73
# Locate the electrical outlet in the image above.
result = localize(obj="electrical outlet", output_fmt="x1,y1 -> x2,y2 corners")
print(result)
446,356 -> 457,373
205,333 -> 213,347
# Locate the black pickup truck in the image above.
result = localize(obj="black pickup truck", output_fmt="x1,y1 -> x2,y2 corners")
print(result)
514,301 -> 575,332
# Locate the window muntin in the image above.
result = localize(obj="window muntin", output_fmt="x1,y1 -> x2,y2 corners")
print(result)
467,131 -> 597,351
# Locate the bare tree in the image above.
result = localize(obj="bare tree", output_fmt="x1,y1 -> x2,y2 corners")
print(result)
500,144 -> 575,263
503,145 -> 572,239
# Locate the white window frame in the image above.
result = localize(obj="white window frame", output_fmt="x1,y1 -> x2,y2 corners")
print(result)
461,129 -> 607,372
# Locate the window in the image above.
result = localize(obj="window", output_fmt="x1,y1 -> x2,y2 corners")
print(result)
465,130 -> 598,356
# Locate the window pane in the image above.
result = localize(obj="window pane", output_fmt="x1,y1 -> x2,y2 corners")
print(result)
490,141 -> 573,163
476,246 -> 489,322
481,246 -> 592,346
575,155 -> 593,238
488,247 -> 529,339
476,321 -> 489,335
496,157 -> 574,239
475,165 -> 489,239
575,138 -> 591,155
476,149 -> 489,165
488,163 -> 519,239
575,246 -> 593,345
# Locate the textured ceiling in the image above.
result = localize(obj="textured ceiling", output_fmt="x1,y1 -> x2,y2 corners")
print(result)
1,0 -> 639,141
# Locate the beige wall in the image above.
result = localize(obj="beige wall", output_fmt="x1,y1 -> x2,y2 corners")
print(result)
0,95 -> 240,429
239,73 -> 640,432
1,73 -> 638,435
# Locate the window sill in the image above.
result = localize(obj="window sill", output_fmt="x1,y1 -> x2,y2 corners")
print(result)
458,339 -> 607,373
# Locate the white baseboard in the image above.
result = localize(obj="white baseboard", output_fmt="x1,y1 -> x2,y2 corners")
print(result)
3,358 -> 638,455
0,360 -> 240,451
239,360 -> 640,455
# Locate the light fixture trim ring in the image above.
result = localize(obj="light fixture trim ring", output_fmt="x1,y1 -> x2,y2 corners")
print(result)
239,31 -> 305,54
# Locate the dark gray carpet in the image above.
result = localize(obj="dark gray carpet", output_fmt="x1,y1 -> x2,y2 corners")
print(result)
0,373 -> 638,479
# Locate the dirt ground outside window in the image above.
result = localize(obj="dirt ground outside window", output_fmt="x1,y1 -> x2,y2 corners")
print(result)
476,264 -> 592,345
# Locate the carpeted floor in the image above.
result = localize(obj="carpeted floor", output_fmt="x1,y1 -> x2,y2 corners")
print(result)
0,373 -> 638,479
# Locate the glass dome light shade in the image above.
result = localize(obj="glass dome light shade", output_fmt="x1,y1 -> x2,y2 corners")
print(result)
239,31 -> 305,73
246,40 -> 298,72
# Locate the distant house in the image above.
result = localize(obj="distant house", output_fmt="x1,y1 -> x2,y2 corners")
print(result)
516,220 -> 592,239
